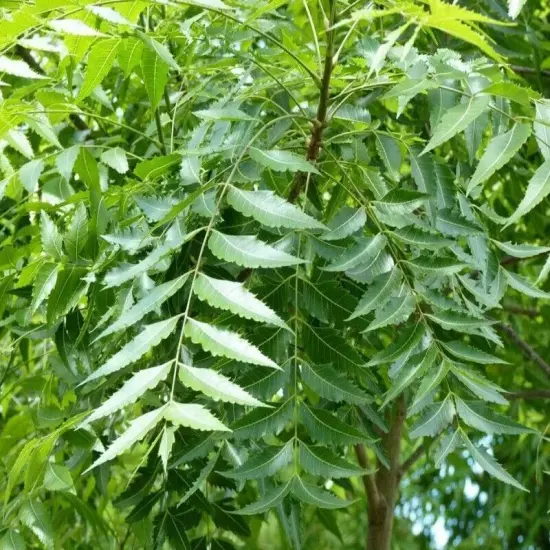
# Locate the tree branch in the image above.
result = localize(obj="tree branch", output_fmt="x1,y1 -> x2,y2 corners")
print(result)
287,2 -> 336,204
511,65 -> 550,78
399,445 -> 425,478
354,444 -> 382,511
502,305 -> 539,318
497,322 -> 550,378
505,390 -> 550,400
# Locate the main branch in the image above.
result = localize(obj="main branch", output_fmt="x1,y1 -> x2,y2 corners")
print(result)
287,2 -> 336,204
497,322 -> 550,378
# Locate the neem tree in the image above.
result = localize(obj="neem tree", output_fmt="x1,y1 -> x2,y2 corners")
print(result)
0,1 -> 549,549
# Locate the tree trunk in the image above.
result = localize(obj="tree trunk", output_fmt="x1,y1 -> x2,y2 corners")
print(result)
362,395 -> 407,550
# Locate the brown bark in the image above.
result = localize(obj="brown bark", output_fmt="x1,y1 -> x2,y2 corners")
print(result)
357,395 -> 407,550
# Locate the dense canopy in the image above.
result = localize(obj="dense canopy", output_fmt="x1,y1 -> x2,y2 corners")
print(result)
0,0 -> 549,549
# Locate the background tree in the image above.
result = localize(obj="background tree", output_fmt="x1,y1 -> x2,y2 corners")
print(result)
0,0 -> 549,549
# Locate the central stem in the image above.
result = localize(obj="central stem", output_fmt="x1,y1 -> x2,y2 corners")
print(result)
287,0 -> 336,203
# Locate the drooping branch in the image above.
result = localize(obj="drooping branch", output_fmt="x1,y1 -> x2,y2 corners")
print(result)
497,322 -> 550,378
287,1 -> 337,203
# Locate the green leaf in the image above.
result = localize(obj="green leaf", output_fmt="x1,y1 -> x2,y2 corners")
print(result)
494,241 -> 550,258
533,100 -> 550,160
101,147 -> 129,174
483,81 -> 536,106
179,363 -> 264,407
435,209 -> 482,236
373,189 -> 430,215
382,347 -> 438,408
85,363 -> 172,424
31,262 -> 59,313
407,256 -> 467,276
467,123 -> 531,194
348,270 -> 402,320
375,134 -> 401,181
426,311 -> 492,331
86,407 -> 166,472
462,433 -> 527,491
118,37 -> 143,77
368,324 -> 426,366
300,404 -> 371,445
95,274 -> 189,340
411,360 -> 451,408
324,235 -> 387,272
249,148 -> 319,174
223,442 -> 293,480
451,365 -> 508,405
299,442 -> 366,478
236,479 -> 293,515
322,207 -> 367,241
184,318 -> 279,369
158,507 -> 190,550
103,229 -> 200,287
301,363 -> 371,405
19,500 -> 53,547
0,56 -> 47,79
422,94 -> 490,154
0,530 -> 26,550
505,270 -> 550,299
134,153 -> 181,180
43,462 -> 74,492
64,203 -> 88,262
434,430 -> 463,467
194,273 -> 287,329
137,30 -> 178,70
86,5 -> 134,26
231,400 -> 293,439
141,47 -> 170,111
159,426 -> 176,473
364,294 -> 416,332
78,38 -> 120,100
291,476 -> 351,509
47,266 -> 88,323
226,187 -> 325,229
82,316 -> 180,383
391,227 -> 452,249
194,106 -> 255,121
20,158 -> 44,193
440,341 -> 507,365
40,212 -> 63,259
505,158 -> 550,227
409,395 -> 455,438
164,402 -> 229,432
208,231 -> 306,268
49,19 -> 105,36
303,324 -> 366,372
454,397 -> 532,435
55,145 -> 80,181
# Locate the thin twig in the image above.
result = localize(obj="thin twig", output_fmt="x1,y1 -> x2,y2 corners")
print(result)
287,0 -> 337,203
505,390 -> 550,400
399,445 -> 425,478
511,65 -> 550,78
503,305 -> 539,318
497,322 -> 550,378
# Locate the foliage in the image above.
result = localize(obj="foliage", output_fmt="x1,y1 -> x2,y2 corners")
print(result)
0,0 -> 549,549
